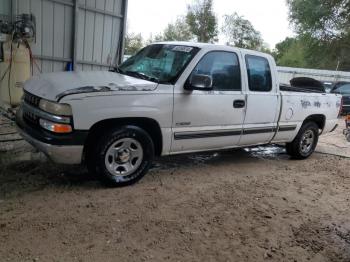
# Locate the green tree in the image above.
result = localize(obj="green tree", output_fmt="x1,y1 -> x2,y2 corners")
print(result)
124,33 -> 144,55
301,33 -> 350,70
259,43 -> 273,55
273,37 -> 308,68
186,0 -> 218,43
146,33 -> 164,45
273,35 -> 349,70
274,37 -> 298,61
221,13 -> 263,50
287,0 -> 350,41
163,16 -> 194,41
286,0 -> 350,70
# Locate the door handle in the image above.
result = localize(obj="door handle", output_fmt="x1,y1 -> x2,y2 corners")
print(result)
233,100 -> 245,108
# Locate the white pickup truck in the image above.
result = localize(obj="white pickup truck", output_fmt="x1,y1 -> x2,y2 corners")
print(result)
16,42 -> 342,186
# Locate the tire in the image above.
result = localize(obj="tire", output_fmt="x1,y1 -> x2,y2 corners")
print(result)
286,122 -> 319,159
88,125 -> 154,187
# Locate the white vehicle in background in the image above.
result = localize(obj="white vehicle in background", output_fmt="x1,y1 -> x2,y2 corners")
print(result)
16,42 -> 342,186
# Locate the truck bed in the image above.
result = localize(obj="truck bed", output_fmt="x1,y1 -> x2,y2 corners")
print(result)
280,84 -> 325,94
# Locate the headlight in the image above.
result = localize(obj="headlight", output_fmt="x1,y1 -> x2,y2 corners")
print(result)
39,99 -> 72,116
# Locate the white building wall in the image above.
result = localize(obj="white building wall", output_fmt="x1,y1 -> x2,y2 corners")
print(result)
278,66 -> 350,84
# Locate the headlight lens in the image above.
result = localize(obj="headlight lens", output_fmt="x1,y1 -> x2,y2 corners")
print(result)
39,99 -> 72,116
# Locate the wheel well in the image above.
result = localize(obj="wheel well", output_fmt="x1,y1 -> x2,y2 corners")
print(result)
303,114 -> 326,130
84,117 -> 163,156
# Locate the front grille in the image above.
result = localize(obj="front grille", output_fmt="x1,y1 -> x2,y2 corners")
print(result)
23,91 -> 41,126
24,91 -> 41,108
23,109 -> 40,126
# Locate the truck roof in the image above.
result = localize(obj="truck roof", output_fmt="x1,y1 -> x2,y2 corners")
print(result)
154,41 -> 221,49
153,41 -> 272,58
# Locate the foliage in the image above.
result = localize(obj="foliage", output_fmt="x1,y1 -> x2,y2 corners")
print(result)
287,0 -> 350,41
124,33 -> 144,55
163,16 -> 194,41
221,13 -> 263,50
259,44 -> 273,55
186,0 -> 218,43
146,33 -> 164,45
276,0 -> 350,71
273,37 -> 308,68
274,34 -> 350,70
302,33 -> 350,70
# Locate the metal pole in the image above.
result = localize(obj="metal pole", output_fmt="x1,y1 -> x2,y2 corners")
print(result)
11,0 -> 15,22
73,0 -> 79,71
118,0 -> 128,65
336,60 -> 340,71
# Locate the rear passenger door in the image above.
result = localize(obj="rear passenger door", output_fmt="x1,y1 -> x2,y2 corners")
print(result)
239,53 -> 280,146
171,51 -> 246,153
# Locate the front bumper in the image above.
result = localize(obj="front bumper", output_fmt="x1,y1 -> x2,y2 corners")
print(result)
16,106 -> 87,164
17,127 -> 84,164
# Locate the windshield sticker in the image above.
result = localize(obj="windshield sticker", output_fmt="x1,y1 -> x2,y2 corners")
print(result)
172,46 -> 193,53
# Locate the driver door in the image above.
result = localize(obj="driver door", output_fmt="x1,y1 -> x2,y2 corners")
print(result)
171,51 -> 246,153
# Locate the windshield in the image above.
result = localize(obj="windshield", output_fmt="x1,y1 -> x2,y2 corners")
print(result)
119,44 -> 200,84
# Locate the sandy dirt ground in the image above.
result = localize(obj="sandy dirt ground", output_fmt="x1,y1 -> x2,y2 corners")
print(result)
0,117 -> 349,262
317,119 -> 350,158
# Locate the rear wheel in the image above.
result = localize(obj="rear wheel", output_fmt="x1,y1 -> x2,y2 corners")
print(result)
286,122 -> 319,159
88,126 -> 154,187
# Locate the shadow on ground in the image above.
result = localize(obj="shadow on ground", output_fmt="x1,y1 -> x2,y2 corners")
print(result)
0,146 -> 288,199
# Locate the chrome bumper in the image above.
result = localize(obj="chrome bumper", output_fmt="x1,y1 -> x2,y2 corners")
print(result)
17,126 -> 84,164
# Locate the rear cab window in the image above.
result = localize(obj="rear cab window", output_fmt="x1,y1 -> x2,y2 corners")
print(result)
245,55 -> 272,92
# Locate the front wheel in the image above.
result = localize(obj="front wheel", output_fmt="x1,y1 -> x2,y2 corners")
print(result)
90,126 -> 154,187
286,122 -> 319,159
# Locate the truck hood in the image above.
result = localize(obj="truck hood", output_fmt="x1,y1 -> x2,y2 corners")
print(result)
24,71 -> 158,101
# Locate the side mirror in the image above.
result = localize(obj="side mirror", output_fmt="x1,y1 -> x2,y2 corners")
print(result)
185,74 -> 213,91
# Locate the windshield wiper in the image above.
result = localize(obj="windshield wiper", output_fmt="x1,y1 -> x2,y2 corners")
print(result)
125,71 -> 159,83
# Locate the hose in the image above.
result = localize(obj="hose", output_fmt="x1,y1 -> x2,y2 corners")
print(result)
24,39 -> 41,74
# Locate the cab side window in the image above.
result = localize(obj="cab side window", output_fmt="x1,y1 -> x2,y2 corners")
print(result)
190,51 -> 241,91
246,55 -> 272,92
